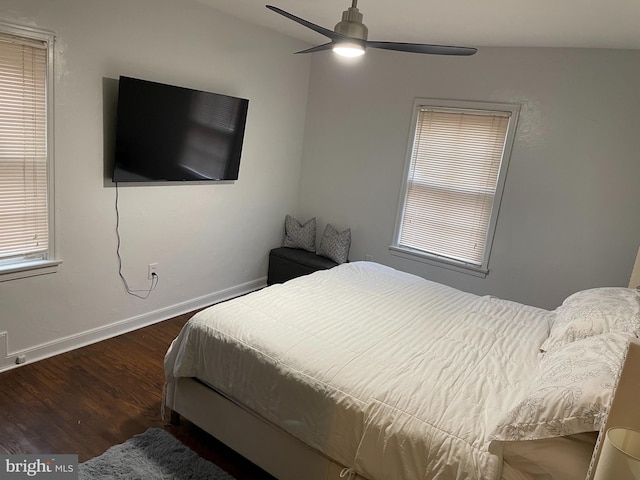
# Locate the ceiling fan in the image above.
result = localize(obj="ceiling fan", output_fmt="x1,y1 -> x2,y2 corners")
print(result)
266,1 -> 477,58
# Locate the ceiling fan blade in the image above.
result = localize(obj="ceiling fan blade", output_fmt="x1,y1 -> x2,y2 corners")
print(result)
366,41 -> 477,56
295,43 -> 335,54
266,5 -> 341,41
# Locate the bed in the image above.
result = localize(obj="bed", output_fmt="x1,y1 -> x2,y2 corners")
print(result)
164,261 -> 639,480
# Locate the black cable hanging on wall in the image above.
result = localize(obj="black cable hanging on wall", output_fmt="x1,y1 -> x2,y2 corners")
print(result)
114,182 -> 158,299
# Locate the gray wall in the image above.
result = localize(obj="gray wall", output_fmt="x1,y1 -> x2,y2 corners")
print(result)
298,48 -> 640,309
0,0 -> 310,369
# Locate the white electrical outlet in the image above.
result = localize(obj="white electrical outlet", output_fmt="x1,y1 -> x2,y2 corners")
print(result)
148,263 -> 158,279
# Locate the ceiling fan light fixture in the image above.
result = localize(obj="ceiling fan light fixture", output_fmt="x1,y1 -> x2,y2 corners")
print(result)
333,42 -> 365,57
266,3 -> 477,57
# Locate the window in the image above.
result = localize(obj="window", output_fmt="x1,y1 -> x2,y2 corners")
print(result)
391,99 -> 519,277
0,23 -> 58,281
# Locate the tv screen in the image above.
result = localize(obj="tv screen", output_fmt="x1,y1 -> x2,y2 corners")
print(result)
113,76 -> 249,182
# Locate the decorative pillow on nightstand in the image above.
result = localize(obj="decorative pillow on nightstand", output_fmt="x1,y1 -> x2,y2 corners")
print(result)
318,224 -> 351,264
282,215 -> 316,252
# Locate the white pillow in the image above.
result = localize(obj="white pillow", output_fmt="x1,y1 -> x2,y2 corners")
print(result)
490,333 -> 628,442
540,287 -> 640,353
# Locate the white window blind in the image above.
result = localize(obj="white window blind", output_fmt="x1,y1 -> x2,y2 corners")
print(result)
396,103 -> 515,270
0,33 -> 49,262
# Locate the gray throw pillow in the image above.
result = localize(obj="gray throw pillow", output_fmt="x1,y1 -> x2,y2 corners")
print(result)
317,224 -> 351,264
282,215 -> 316,252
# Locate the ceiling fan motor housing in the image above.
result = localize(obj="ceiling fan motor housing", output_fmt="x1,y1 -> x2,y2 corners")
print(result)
334,6 -> 368,41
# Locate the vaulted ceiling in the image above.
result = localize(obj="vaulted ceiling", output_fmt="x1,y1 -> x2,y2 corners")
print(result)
194,0 -> 640,50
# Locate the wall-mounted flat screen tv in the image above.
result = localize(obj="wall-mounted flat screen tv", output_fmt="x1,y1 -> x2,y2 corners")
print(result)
113,76 -> 249,182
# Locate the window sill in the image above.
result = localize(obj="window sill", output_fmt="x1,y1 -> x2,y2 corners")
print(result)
389,245 -> 488,278
0,259 -> 62,282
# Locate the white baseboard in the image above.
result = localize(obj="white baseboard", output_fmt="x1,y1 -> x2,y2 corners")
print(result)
0,277 -> 267,373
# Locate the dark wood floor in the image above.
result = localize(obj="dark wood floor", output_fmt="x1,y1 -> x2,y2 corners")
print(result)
0,311 -> 274,479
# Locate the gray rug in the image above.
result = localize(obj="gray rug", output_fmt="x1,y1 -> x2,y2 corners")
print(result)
79,428 -> 235,479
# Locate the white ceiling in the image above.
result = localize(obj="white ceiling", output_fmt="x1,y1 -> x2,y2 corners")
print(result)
194,0 -> 639,51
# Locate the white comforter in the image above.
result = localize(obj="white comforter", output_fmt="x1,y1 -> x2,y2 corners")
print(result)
165,262 -> 552,480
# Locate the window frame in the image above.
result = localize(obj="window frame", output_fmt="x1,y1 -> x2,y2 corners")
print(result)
0,21 -> 60,282
390,98 -> 520,277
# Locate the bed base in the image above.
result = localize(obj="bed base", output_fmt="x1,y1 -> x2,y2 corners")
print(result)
164,378 -> 533,480
164,378 -> 367,480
